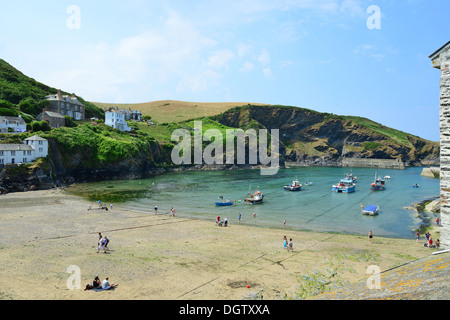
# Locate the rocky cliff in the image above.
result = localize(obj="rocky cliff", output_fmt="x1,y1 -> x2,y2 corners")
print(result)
214,105 -> 440,167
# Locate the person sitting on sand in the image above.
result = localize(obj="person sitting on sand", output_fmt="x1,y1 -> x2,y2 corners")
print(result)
102,277 -> 118,290
436,239 -> 440,248
93,276 -> 101,288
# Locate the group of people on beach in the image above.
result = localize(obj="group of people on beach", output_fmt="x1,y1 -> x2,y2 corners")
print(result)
84,276 -> 118,291
283,235 -> 294,252
96,233 -> 110,253
423,231 -> 440,249
154,206 -> 176,216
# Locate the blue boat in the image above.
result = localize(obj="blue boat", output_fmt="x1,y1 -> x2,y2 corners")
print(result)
371,177 -> 386,191
215,196 -> 233,206
362,205 -> 379,216
332,179 -> 356,193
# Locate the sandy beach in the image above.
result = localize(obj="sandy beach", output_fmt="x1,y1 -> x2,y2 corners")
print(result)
0,189 -> 437,300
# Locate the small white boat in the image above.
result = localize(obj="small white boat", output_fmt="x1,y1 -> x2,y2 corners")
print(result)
362,205 -> 379,216
245,190 -> 264,204
384,176 -> 391,180
284,179 -> 302,191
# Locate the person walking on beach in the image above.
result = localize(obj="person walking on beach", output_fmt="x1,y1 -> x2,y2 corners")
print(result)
238,212 -> 241,224
154,206 -> 158,214
103,236 -> 109,251
415,230 -> 420,243
170,208 -> 175,217
287,238 -> 293,252
368,230 -> 373,243
110,203 -> 113,210
283,235 -> 288,250
96,235 -> 105,253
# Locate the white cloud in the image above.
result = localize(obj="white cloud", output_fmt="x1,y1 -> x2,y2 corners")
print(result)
279,60 -> 293,67
340,0 -> 365,17
258,49 -> 271,66
34,10 -> 220,102
263,67 -> 273,78
240,61 -> 255,73
206,49 -> 235,69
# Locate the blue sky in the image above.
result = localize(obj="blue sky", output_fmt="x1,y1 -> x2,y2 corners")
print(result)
0,0 -> 448,141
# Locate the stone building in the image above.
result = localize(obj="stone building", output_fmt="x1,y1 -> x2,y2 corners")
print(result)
36,111 -> 65,129
44,89 -> 85,120
429,41 -> 450,249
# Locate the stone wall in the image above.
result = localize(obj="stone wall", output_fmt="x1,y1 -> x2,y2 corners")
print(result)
342,158 -> 405,169
431,42 -> 450,249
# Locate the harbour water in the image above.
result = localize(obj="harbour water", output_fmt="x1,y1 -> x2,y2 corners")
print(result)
66,166 -> 439,238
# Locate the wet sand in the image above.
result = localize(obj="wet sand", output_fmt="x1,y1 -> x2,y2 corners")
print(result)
0,189 -> 435,300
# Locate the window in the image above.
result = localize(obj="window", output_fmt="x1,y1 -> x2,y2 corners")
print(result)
0,151 -> 3,156
39,148 -> 43,152
11,151 -> 15,156
0,159 -> 4,164
23,158 -> 27,163
11,158 -> 15,164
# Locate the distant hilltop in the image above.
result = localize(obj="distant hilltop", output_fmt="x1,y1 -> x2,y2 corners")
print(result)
93,100 -> 268,124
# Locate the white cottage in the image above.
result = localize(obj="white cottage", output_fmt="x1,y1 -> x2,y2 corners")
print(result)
0,135 -> 48,165
105,111 -> 132,132
0,116 -> 27,133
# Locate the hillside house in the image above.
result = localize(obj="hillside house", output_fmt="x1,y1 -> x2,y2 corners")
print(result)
105,111 -> 131,132
0,116 -> 27,133
44,89 -> 85,120
37,111 -> 65,129
107,107 -> 142,121
0,135 -> 48,165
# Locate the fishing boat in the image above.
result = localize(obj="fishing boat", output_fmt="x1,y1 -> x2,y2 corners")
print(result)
371,177 -> 386,191
245,190 -> 264,204
332,179 -> 356,193
362,205 -> 379,216
215,196 -> 233,206
345,172 -> 357,183
284,179 -> 302,191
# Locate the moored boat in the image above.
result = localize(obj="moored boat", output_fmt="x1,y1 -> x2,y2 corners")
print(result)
362,205 -> 379,216
332,179 -> 356,193
245,190 -> 264,204
284,179 -> 302,191
371,177 -> 385,191
215,196 -> 233,206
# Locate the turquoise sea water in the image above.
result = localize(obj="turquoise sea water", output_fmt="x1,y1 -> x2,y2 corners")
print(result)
66,166 -> 439,238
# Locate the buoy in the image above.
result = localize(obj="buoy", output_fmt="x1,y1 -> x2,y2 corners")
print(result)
246,285 -> 250,288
